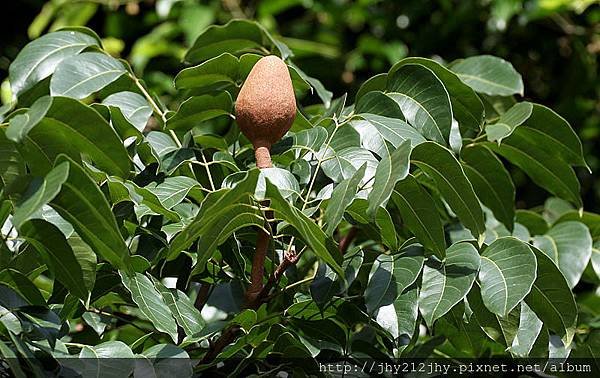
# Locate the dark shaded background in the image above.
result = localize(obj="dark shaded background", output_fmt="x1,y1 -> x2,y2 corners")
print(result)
1,0 -> 598,211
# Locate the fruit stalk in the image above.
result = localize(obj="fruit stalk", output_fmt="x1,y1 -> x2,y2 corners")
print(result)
235,55 -> 296,307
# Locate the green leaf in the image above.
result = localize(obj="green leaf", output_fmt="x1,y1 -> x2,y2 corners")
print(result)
367,139 -> 411,217
392,175 -> 446,259
321,147 -> 377,184
478,237 -> 536,316
20,219 -> 88,299
355,91 -> 404,119
351,114 -> 425,159
103,91 -> 152,132
533,221 -> 592,288
82,312 -> 111,336
515,210 -> 549,236
141,344 -> 192,378
355,73 -> 387,102
9,30 -> 100,98
0,132 -> 26,190
50,52 -> 128,99
419,242 -> 480,327
486,102 -> 532,143
365,246 -> 424,314
451,55 -> 524,96
386,64 -> 452,144
169,169 -> 259,258
185,19 -> 288,63
256,167 -> 300,200
265,180 -> 344,278
51,156 -> 131,272
324,164 -> 366,235
166,93 -> 232,132
461,144 -> 515,230
11,162 -> 69,229
175,52 -> 240,89
7,96 -> 131,177
524,246 -> 577,345
512,104 -> 587,167
119,272 -> 178,342
151,277 -> 205,337
390,57 -> 484,136
0,270 -> 46,306
78,341 -> 135,378
0,338 -> 26,378
145,176 -> 201,210
311,248 -> 364,305
485,129 -> 581,208
508,302 -> 544,357
411,142 -> 485,242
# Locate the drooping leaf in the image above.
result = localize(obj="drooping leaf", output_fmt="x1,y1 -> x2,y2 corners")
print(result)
9,30 -> 100,98
450,55 -> 524,96
324,164 -> 366,235
20,219 -> 88,299
367,140 -> 411,218
120,272 -> 178,343
419,242 -> 480,326
411,142 -> 485,242
524,247 -> 577,345
151,277 -> 205,337
169,169 -> 260,258
533,221 -> 592,288
461,144 -> 516,231
50,52 -> 128,99
266,180 -> 344,278
82,312 -> 111,336
478,237 -> 536,316
11,162 -> 69,229
508,302 -> 544,357
50,156 -> 131,272
386,64 -> 452,144
103,91 -> 152,133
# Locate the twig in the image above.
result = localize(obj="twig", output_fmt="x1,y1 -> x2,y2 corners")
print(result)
200,324 -> 242,364
243,224 -> 270,308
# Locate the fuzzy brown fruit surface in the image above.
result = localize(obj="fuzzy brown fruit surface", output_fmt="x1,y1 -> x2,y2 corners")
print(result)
235,55 -> 296,168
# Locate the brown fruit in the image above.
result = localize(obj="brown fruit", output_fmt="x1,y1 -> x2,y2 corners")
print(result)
235,55 -> 296,168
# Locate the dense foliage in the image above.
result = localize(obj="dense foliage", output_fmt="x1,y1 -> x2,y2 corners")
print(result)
0,5 -> 599,377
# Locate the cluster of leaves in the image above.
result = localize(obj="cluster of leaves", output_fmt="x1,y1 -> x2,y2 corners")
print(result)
0,18 -> 599,376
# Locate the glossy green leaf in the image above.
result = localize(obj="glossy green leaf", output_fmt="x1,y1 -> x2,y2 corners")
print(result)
20,219 -> 88,299
266,180 -> 344,278
485,129 -> 581,208
462,144 -> 515,230
387,64 -> 452,144
351,114 -> 425,159
78,341 -> 135,378
50,156 -> 131,272
145,176 -> 201,210
321,146 -> 377,184
524,246 -> 577,345
151,277 -> 205,337
9,30 -> 100,98
478,237 -> 536,316
533,221 -> 592,288
324,164 -> 365,235
419,242 -> 480,327
166,93 -> 232,132
50,52 -> 127,99
412,142 -> 485,242
355,91 -> 404,119
120,272 -> 178,342
509,302 -> 544,357
451,55 -> 524,96
486,102 -> 532,143
390,57 -> 484,136
185,19 -> 289,63
103,91 -> 152,132
11,162 -> 69,229
7,96 -> 130,177
367,139 -> 411,217
82,312 -> 111,336
392,175 -> 446,258
0,132 -> 25,190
